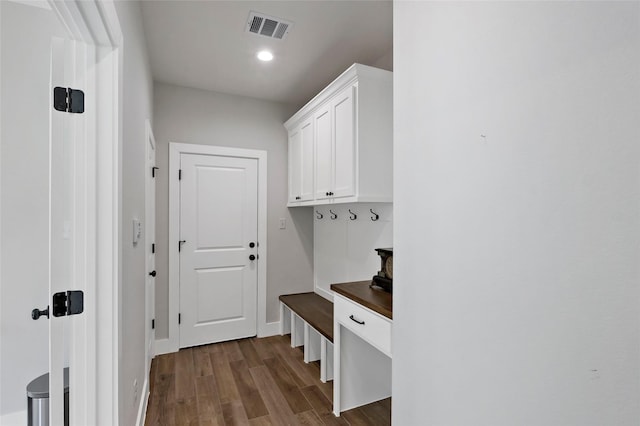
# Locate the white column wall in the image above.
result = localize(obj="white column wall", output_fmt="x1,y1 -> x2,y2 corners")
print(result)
393,2 -> 640,425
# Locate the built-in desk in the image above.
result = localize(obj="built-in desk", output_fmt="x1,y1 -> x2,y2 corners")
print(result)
330,281 -> 392,416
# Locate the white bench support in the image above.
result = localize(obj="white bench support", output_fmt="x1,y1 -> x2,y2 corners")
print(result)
320,337 -> 334,383
280,300 -> 334,384
291,312 -> 305,348
304,324 -> 322,363
280,303 -> 292,335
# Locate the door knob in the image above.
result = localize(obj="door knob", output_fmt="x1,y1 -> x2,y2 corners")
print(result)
149,270 -> 156,277
249,254 -> 256,261
31,306 -> 49,320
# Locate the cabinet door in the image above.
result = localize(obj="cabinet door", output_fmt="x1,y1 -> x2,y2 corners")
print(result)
288,128 -> 302,203
300,119 -> 314,201
314,105 -> 333,200
332,84 -> 356,198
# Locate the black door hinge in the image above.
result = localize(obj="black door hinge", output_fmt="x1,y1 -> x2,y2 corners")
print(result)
178,313 -> 181,324
178,169 -> 182,180
52,290 -> 84,317
152,167 -> 159,178
53,87 -> 84,114
152,319 -> 155,329
151,243 -> 155,254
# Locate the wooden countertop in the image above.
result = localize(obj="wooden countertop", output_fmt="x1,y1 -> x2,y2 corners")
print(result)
330,281 -> 392,320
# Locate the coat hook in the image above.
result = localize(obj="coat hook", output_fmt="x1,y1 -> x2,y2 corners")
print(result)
349,209 -> 357,220
316,210 -> 323,220
330,210 -> 337,220
370,209 -> 379,221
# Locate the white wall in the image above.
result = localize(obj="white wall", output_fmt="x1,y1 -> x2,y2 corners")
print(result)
371,49 -> 393,72
153,83 -> 314,338
0,1 -> 65,419
313,203 -> 392,299
393,2 -> 640,425
114,1 -> 154,425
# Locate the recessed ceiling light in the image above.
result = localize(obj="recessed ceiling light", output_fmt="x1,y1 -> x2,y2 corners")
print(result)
257,50 -> 273,62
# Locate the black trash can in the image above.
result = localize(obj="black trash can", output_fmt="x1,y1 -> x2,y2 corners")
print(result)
26,368 -> 69,426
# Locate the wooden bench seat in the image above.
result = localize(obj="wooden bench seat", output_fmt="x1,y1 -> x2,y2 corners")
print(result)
279,292 -> 333,342
279,292 -> 334,383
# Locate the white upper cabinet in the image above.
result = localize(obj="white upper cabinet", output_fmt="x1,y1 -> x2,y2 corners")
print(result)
332,85 -> 356,199
288,117 -> 314,203
285,64 -> 392,206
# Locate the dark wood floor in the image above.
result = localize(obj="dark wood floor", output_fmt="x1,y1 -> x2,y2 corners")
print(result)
145,335 -> 391,426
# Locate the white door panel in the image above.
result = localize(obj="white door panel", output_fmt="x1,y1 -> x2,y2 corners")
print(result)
333,85 -> 356,198
288,129 -> 302,202
180,154 -> 258,347
315,106 -> 333,199
300,119 -> 315,201
195,266 -> 244,322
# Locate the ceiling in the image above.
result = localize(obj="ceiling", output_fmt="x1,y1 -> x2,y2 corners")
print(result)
140,0 -> 392,108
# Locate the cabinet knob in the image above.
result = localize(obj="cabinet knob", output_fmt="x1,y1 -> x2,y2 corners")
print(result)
249,254 -> 256,261
149,270 -> 156,277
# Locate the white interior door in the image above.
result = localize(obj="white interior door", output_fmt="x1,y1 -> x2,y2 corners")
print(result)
50,37 -> 88,425
179,153 -> 258,348
145,121 -> 156,374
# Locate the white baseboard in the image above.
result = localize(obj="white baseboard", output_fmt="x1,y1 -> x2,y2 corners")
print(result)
156,323 -> 281,353
258,321 -> 281,338
154,338 -> 172,356
1,409 -> 26,426
315,286 -> 334,302
135,377 -> 150,426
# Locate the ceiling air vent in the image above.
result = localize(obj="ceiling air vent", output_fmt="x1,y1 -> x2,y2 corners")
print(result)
246,11 -> 293,40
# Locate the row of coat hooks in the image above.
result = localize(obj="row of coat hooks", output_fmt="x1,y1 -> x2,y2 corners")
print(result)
315,208 -> 379,221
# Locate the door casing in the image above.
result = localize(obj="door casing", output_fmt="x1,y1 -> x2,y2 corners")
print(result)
13,1 -> 123,424
144,119 -> 156,389
166,143 -> 267,354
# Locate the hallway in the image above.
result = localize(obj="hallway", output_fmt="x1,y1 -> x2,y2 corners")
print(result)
145,335 -> 391,425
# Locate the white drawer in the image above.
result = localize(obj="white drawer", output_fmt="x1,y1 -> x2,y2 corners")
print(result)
334,294 -> 392,357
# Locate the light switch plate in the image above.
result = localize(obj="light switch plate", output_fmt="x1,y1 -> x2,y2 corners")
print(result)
279,218 -> 286,229
133,219 -> 142,244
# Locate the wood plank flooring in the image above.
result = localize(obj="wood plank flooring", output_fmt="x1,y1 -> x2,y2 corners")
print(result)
145,335 -> 391,426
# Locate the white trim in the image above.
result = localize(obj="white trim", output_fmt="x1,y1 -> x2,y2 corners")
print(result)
315,285 -> 334,302
154,338 -> 172,356
46,1 -> 122,424
284,64 -> 360,131
144,119 -> 156,379
259,321 -> 281,338
169,143 -> 268,352
134,377 -> 150,426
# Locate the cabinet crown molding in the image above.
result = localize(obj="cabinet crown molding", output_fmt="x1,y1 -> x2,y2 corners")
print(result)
284,63 -> 389,131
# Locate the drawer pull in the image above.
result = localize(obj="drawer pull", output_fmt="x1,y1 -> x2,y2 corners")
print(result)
349,315 -> 365,325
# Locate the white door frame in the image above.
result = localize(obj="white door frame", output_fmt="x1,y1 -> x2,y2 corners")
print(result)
143,119 -> 156,399
168,143 -> 268,353
47,1 -> 122,424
